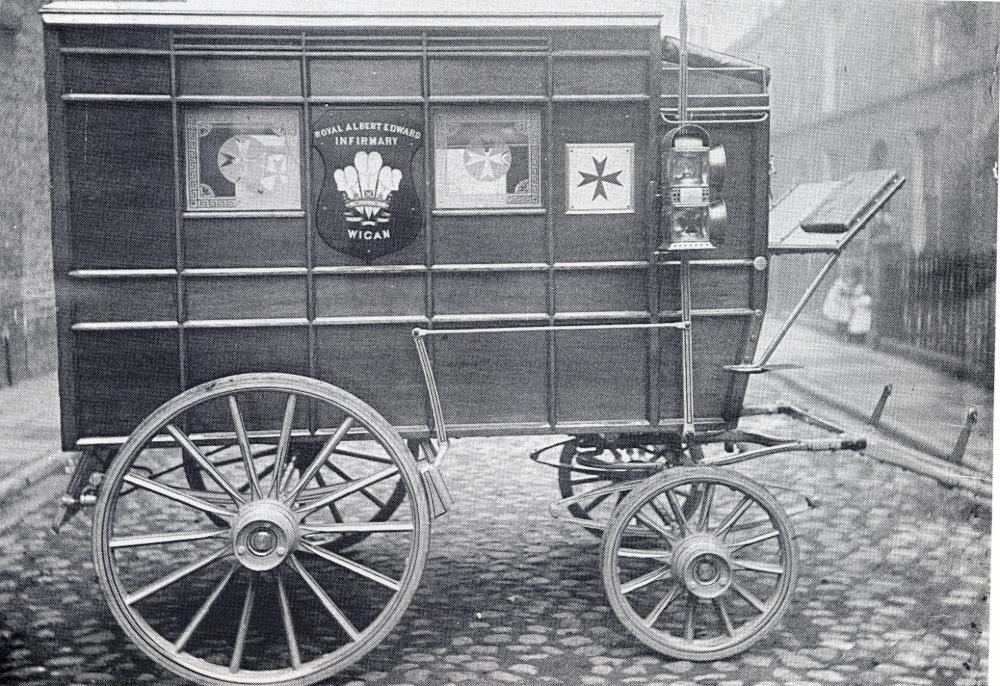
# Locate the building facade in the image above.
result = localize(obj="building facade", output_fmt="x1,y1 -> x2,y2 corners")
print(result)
731,0 -> 998,381
0,0 -> 55,386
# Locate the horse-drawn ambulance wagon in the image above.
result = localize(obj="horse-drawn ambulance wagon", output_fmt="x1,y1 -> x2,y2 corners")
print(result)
40,2 -> 901,684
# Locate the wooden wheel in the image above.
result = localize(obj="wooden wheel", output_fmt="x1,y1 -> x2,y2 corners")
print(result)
92,373 -> 430,686
601,466 -> 798,661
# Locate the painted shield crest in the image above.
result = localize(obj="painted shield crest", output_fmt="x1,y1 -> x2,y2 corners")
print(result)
313,112 -> 423,259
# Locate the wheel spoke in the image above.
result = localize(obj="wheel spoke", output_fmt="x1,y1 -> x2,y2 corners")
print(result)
230,575 -> 256,672
111,529 -> 228,549
569,476 -> 604,487
616,547 -> 672,560
582,492 -> 611,514
715,495 -> 753,538
324,462 -> 386,510
635,510 -> 681,546
166,425 -> 246,506
299,541 -> 401,591
301,521 -> 414,535
126,547 -> 229,606
123,474 -> 234,520
695,483 -> 715,531
715,596 -> 735,636
663,489 -> 689,535
648,497 -> 675,527
329,447 -> 392,465
643,584 -> 682,627
727,529 -> 780,552
731,580 -> 767,613
295,466 -> 399,517
228,396 -> 262,498
276,574 -> 302,668
684,594 -> 696,640
285,416 -> 355,503
270,394 -> 298,498
621,564 -> 672,594
731,558 -> 784,575
288,555 -> 361,641
314,473 -> 344,522
174,564 -> 238,652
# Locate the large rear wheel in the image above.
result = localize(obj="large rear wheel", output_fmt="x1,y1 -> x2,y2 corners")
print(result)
92,373 -> 430,686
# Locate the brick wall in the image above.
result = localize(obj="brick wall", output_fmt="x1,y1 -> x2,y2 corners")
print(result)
0,0 -> 55,386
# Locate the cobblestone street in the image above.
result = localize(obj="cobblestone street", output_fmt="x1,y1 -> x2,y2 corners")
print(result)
0,376 -> 990,686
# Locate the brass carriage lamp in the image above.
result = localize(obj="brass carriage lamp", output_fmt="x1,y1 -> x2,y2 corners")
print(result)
659,124 -> 726,252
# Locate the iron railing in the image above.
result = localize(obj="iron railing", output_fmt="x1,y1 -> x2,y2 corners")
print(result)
875,246 -> 995,375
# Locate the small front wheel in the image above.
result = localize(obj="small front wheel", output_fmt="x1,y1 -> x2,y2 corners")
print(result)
601,466 -> 798,661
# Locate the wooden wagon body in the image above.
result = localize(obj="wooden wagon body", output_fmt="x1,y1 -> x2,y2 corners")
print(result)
43,1 -> 770,451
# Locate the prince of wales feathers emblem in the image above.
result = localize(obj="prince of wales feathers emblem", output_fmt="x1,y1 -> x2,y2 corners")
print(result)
334,151 -> 403,226
312,114 -> 423,259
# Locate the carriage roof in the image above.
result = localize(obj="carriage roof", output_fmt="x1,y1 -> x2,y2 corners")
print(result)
40,1 -> 662,27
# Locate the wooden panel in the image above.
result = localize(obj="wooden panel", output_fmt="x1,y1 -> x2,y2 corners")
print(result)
73,278 -> 177,323
432,215 -> 546,264
556,328 -> 646,422
554,58 -> 646,95
186,327 -> 308,384
430,58 -> 545,95
66,103 -> 175,268
555,269 -> 647,313
186,276 -> 306,320
552,28 -> 650,51
433,271 -> 546,315
75,330 -> 180,437
553,103 -> 647,262
659,266 -> 752,313
65,55 -> 170,94
692,316 -> 746,418
184,217 -> 307,268
656,327 -> 683,420
179,58 -> 302,96
61,27 -> 169,49
434,330 -> 547,425
315,273 -> 424,317
185,327 -> 309,434
315,325 -> 426,427
310,58 -> 422,97
658,316 -> 746,421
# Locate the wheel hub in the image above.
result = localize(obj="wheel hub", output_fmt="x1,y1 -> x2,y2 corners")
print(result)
232,499 -> 299,571
672,532 -> 733,599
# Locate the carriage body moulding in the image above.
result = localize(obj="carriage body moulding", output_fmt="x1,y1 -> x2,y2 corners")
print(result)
42,1 -> 771,451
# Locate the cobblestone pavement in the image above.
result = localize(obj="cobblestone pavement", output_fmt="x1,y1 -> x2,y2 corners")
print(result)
0,411 -> 990,686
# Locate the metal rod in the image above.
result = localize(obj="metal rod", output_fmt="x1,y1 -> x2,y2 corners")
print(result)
868,384 -> 893,427
432,207 -> 547,216
414,321 -> 687,337
756,251 -> 840,366
412,331 -> 448,444
680,258 -> 696,436
678,0 -> 689,123
551,94 -> 650,103
948,408 -> 979,464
